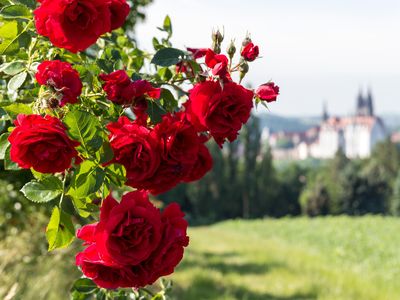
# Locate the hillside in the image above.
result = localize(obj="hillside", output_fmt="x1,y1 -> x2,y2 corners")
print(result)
258,113 -> 400,133
2,216 -> 400,299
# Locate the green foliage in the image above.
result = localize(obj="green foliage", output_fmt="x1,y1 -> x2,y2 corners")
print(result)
46,206 -> 75,251
151,47 -> 185,67
21,176 -> 63,203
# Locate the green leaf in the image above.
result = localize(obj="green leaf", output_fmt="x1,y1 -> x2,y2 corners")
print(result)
4,145 -> 20,170
0,133 -> 10,160
68,160 -> 105,198
46,207 -> 75,251
2,103 -> 32,118
0,4 -> 31,19
159,88 -> 178,112
21,176 -> 63,203
105,163 -> 126,187
7,71 -> 27,91
147,100 -> 167,124
64,110 -> 103,155
151,47 -> 185,67
71,278 -> 98,294
163,15 -> 172,36
0,61 -> 26,75
0,19 -> 19,55
13,0 -> 36,9
96,141 -> 114,164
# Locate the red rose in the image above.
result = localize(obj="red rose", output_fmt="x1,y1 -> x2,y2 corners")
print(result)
187,47 -> 208,59
141,203 -> 189,282
241,42 -> 259,62
76,244 -> 136,289
100,71 -> 161,106
255,82 -> 280,102
34,0 -> 129,53
107,116 -> 161,190
94,191 -> 163,265
148,113 -> 200,195
131,79 -> 161,100
108,0 -> 130,30
8,114 -> 79,173
183,143 -> 213,182
36,60 -> 82,106
100,70 -> 135,105
186,81 -> 254,147
205,49 -> 230,78
76,192 -> 189,289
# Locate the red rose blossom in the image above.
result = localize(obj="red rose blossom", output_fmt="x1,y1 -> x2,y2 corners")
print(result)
183,143 -> 213,182
76,191 -> 189,289
255,82 -> 280,102
186,81 -> 254,147
8,114 -> 79,173
107,116 -> 161,190
187,47 -> 208,59
205,49 -> 230,78
148,113 -> 200,195
100,71 -> 161,106
109,0 -> 130,30
36,60 -> 82,106
34,0 -> 129,53
100,70 -> 135,105
241,42 -> 259,62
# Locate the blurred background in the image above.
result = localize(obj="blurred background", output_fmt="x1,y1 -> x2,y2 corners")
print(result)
2,1 -> 400,299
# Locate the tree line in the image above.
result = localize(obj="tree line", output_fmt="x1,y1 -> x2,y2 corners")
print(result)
160,115 -> 400,223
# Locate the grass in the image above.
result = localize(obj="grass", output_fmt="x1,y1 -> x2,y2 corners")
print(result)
171,216 -> 400,300
2,216 -> 400,299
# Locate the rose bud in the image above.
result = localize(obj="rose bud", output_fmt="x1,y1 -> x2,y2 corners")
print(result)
255,82 -> 280,102
212,29 -> 224,44
227,40 -> 236,59
241,42 -> 259,62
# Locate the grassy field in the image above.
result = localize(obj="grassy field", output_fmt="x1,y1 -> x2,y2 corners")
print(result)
2,216 -> 400,299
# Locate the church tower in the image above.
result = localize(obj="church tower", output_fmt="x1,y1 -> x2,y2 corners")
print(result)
322,102 -> 329,121
356,88 -> 374,117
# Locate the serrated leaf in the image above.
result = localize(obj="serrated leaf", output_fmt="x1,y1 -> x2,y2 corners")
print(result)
68,160 -> 105,198
21,176 -> 62,203
151,47 -> 185,67
0,4 -> 31,19
71,278 -> 98,294
2,103 -> 32,118
105,163 -> 126,187
0,61 -> 25,75
147,100 -> 167,124
0,19 -> 19,55
4,144 -> 20,170
64,110 -> 103,155
46,207 -> 75,251
0,132 -> 10,160
163,15 -> 172,36
159,88 -> 178,112
7,71 -> 27,91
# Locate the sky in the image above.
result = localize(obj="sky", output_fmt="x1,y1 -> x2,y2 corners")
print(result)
136,0 -> 400,117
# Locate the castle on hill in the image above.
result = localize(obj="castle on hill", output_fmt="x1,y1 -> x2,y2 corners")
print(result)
269,89 -> 387,160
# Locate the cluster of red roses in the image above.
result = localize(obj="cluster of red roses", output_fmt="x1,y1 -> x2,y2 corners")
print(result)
5,0 -> 280,291
34,0 -> 130,53
76,191 -> 189,289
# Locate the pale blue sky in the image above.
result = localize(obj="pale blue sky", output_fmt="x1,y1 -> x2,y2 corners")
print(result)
136,0 -> 400,116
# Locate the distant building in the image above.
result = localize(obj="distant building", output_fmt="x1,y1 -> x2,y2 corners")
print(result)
269,89 -> 387,160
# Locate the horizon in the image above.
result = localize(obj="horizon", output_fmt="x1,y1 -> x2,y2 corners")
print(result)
136,0 -> 400,117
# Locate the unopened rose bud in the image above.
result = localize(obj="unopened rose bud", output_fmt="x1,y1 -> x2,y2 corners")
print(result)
239,61 -> 249,81
212,29 -> 224,44
227,40 -> 236,59
239,61 -> 249,74
212,42 -> 221,54
242,35 -> 252,47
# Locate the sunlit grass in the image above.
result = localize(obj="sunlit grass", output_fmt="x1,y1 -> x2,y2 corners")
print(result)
2,216 -> 400,299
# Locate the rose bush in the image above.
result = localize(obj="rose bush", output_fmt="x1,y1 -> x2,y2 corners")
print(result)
0,0 -> 278,297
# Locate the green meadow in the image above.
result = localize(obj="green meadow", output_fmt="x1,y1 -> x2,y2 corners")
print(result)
1,216 -> 400,300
